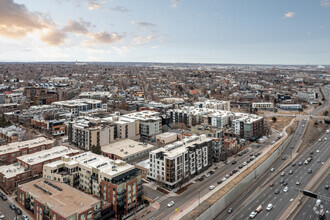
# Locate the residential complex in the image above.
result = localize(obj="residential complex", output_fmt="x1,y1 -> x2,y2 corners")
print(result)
43,152 -> 143,218
231,113 -> 265,140
52,99 -> 107,116
194,100 -> 230,111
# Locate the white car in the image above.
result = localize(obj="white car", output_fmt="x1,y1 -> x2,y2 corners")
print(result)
319,139 -> 322,142
0,212 -> 4,220
205,173 -> 210,178
283,186 -> 289,192
249,211 -> 257,218
167,201 -> 174,207
266,203 -> 273,211
270,168 -> 274,172
22,215 -> 29,220
225,174 -> 230,178
222,177 -> 227,182
242,162 -> 247,166
316,150 -> 320,153
209,185 -> 215,190
324,137 -> 328,141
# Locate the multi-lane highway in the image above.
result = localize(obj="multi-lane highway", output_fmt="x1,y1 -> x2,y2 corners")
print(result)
215,119 -> 308,219
141,132 -> 282,220
217,131 -> 329,220
313,84 -> 330,115
290,172 -> 329,220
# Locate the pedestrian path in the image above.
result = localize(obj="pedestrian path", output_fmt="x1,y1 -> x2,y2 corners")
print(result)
156,194 -> 171,203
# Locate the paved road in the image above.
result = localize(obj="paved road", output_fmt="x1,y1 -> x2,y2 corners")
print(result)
221,132 -> 329,220
291,172 -> 329,220
215,119 -> 307,219
141,132 -> 282,220
313,84 -> 330,115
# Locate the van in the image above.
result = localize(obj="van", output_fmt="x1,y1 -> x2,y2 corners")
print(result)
256,205 -> 262,213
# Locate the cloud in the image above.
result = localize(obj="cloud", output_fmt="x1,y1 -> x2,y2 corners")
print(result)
87,31 -> 124,45
0,0 -> 50,38
87,0 -> 104,10
152,45 -> 159,49
170,0 -> 181,8
284,11 -> 295,18
133,35 -> 156,45
321,0 -> 330,7
109,6 -> 130,13
131,21 -> 156,29
63,19 -> 91,34
112,46 -> 132,56
41,28 -> 67,46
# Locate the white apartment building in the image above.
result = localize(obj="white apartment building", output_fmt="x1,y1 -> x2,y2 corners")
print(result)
194,100 -> 230,111
52,99 -> 107,116
148,135 -> 213,189
252,102 -> 274,110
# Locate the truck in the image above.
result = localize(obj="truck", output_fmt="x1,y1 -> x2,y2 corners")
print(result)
256,205 -> 263,213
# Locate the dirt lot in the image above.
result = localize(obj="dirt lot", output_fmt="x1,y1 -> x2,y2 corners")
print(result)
297,119 -> 329,153
317,105 -> 330,116
266,116 -> 294,131
286,119 -> 299,135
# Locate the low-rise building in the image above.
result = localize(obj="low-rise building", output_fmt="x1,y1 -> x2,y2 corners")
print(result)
79,91 -> 112,100
191,125 -> 223,139
252,102 -> 274,110
17,178 -> 102,220
0,125 -> 26,143
31,119 -> 66,136
43,152 -> 143,219
0,146 -> 79,192
194,100 -> 230,111
155,132 -> 178,145
52,99 -> 107,116
0,137 -> 53,165
277,104 -> 302,110
101,139 -> 156,162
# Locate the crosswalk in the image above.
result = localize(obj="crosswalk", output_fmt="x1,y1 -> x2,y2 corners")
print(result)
156,194 -> 171,203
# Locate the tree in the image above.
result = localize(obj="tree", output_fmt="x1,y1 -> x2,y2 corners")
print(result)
91,144 -> 101,155
272,117 -> 277,123
0,114 -> 11,128
323,110 -> 329,116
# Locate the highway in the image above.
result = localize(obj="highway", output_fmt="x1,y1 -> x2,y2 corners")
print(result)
312,84 -> 330,115
215,119 -> 308,219
218,131 -> 329,220
291,172 -> 329,220
141,132 -> 281,220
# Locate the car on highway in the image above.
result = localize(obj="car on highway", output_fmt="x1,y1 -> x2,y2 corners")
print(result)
205,173 -> 211,178
9,203 -> 16,210
283,182 -> 288,186
296,181 -> 300,185
280,178 -> 284,184
308,169 -> 312,174
217,180 -> 222,184
270,168 -> 274,172
227,208 -> 233,214
199,177 -> 204,181
317,159 -> 321,163
209,185 -> 215,190
318,138 -> 322,142
266,203 -> 273,211
249,211 -> 257,219
282,156 -> 286,160
298,161 -> 303,166
283,186 -> 289,192
281,172 -> 285,176
325,185 -> 329,190
222,177 -> 227,182
289,170 -> 293,175
270,183 -> 274,187
167,201 -> 175,207
275,189 -> 280,194
292,162 -> 296,166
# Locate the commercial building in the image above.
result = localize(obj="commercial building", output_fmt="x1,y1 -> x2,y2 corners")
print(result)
194,100 -> 230,111
122,111 -> 162,140
231,113 -> 265,140
101,139 -> 156,162
155,132 -> 178,145
52,99 -> 107,116
191,125 -> 223,139
17,178 -> 102,220
79,91 -> 112,100
0,146 -> 79,192
43,152 -> 143,219
252,102 -> 274,110
277,104 -> 302,110
297,91 -> 318,104
0,137 -> 53,165
68,116 -> 137,150
148,135 -> 213,189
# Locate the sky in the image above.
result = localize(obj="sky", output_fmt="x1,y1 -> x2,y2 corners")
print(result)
0,0 -> 330,64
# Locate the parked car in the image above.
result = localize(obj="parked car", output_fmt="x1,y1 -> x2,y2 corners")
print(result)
1,195 -> 7,201
205,173 -> 211,178
222,177 -> 227,182
199,177 -> 204,181
16,208 -> 22,215
217,180 -> 222,184
298,162 -> 303,166
225,174 -> 230,178
239,165 -> 243,169
209,185 -> 215,190
281,172 -> 285,176
9,203 -> 16,210
22,215 -> 29,220
325,185 -> 329,190
210,171 -> 214,175
0,212 -> 4,220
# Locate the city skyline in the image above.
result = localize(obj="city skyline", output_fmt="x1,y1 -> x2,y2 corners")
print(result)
1,0 -> 330,64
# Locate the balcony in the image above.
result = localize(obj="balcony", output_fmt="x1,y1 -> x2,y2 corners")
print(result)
117,189 -> 126,195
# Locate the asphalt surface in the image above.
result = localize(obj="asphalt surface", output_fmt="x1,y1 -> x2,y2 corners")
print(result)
215,119 -> 308,219
141,132 -> 281,220
313,84 -> 330,115
0,195 -> 25,219
219,131 -> 329,220
291,172 -> 329,220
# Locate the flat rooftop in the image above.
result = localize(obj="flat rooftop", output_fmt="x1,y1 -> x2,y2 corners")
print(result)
101,139 -> 155,159
17,146 -> 80,165
0,137 -> 54,156
18,178 -> 100,218
0,163 -> 28,178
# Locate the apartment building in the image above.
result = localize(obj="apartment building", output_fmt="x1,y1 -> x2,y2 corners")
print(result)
191,125 -> 223,139
252,102 -> 274,110
277,104 -> 302,110
122,111 -> 162,140
0,125 -> 26,143
0,146 -> 79,192
79,91 -> 112,100
43,152 -> 143,219
194,100 -> 230,111
68,116 -> 137,150
0,137 -> 53,165
101,139 -> 156,162
231,113 -> 265,140
52,99 -> 107,116
297,91 -> 318,104
17,178 -> 101,220
31,119 -> 66,136
148,135 -> 213,189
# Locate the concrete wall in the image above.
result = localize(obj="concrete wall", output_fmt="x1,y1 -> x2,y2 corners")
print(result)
197,135 -> 293,220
